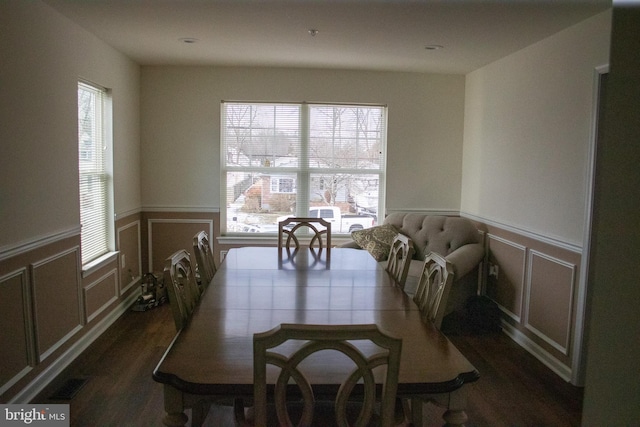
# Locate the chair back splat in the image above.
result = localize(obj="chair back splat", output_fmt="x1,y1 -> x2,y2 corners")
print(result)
193,230 -> 217,288
278,217 -> 332,252
413,252 -> 455,329
163,249 -> 202,331
234,323 -> 402,427
402,254 -> 455,427
386,234 -> 415,290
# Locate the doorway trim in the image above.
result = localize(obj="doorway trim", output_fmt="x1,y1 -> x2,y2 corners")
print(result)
573,64 -> 609,386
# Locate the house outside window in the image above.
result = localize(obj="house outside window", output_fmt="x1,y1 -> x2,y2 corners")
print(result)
270,176 -> 295,194
78,81 -> 113,265
221,102 -> 386,235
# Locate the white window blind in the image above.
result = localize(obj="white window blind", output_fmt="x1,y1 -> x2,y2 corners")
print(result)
221,102 -> 386,235
78,82 -> 108,264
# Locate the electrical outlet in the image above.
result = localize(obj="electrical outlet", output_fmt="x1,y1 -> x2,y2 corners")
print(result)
489,263 -> 499,279
121,254 -> 126,269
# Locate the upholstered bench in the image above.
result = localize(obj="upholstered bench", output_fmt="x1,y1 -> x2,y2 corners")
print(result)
340,213 -> 485,322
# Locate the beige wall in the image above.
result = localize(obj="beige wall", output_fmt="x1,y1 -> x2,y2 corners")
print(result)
0,1 -> 141,402
0,0 -> 141,251
140,66 -> 465,215
461,11 -> 611,247
460,10 -> 611,385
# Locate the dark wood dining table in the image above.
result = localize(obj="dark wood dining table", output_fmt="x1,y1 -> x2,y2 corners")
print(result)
153,247 -> 479,426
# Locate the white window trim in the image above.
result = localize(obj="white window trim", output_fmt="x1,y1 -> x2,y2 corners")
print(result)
78,80 -> 115,266
220,101 -> 387,236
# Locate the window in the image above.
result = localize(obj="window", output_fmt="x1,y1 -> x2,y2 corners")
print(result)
270,177 -> 295,194
78,81 -> 112,265
221,102 -> 386,235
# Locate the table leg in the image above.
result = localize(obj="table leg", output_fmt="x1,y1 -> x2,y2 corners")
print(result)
162,384 -> 188,427
441,387 -> 468,427
405,387 -> 469,427
442,408 -> 468,427
410,397 -> 423,426
191,400 -> 212,427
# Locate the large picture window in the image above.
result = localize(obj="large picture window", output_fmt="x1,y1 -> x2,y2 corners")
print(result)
78,81 -> 112,265
221,102 -> 386,235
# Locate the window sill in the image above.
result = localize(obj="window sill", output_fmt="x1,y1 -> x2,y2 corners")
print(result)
217,236 -> 353,246
82,251 -> 119,278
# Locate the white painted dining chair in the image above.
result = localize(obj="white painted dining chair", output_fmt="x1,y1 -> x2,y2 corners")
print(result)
278,217 -> 332,252
404,252 -> 457,426
412,252 -> 455,329
163,249 -> 202,332
193,230 -> 217,289
234,323 -> 402,427
163,249 -> 214,426
386,234 -> 415,290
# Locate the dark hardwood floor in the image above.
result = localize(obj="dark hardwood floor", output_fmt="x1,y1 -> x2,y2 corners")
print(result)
33,303 -> 583,426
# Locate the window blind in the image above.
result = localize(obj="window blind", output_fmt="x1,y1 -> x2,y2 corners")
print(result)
221,101 -> 386,235
78,82 -> 108,264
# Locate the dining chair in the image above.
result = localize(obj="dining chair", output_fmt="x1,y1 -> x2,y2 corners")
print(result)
193,230 -> 217,289
163,249 -> 217,426
385,234 -> 415,290
404,252 -> 456,426
163,249 -> 202,332
412,252 -> 455,329
278,217 -> 332,252
233,323 -> 402,427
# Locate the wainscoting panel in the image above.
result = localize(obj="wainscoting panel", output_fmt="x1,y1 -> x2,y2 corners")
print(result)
30,247 -> 83,362
84,268 -> 119,323
0,215 -> 144,403
116,219 -> 141,294
0,268 -> 34,395
525,251 -> 576,356
467,216 -> 583,382
486,235 -> 527,321
147,217 -> 214,274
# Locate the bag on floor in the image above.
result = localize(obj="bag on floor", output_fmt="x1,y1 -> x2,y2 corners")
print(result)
465,296 -> 501,334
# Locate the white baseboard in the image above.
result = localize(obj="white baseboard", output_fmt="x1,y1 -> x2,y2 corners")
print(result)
9,291 -> 140,404
501,320 -> 572,383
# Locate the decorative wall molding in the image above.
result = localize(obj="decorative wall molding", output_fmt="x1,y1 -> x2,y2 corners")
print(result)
142,205 -> 220,213
480,216 -> 582,384
84,268 -> 119,323
30,246 -> 83,363
115,207 -> 141,220
81,251 -> 119,278
524,250 -> 576,356
147,218 -> 214,272
502,320 -> 572,382
116,219 -> 142,294
0,226 -> 81,262
0,267 -> 34,396
7,290 -> 139,404
386,208 -> 460,216
461,211 -> 582,254
486,233 -> 527,323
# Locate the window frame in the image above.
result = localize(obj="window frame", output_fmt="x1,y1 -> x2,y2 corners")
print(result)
270,176 -> 296,194
220,101 -> 387,237
78,80 -> 114,267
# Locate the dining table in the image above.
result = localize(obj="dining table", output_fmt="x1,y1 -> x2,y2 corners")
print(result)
153,247 -> 479,426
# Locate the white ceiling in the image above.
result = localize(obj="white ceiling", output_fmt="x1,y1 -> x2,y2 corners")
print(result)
43,0 -> 610,75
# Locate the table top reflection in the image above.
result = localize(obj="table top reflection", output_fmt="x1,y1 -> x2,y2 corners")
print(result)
153,247 -> 478,398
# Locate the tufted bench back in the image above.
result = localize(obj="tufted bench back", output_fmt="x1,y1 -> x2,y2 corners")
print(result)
383,213 -> 481,261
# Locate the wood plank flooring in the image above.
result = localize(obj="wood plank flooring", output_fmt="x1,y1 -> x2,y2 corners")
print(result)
33,303 -> 583,426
